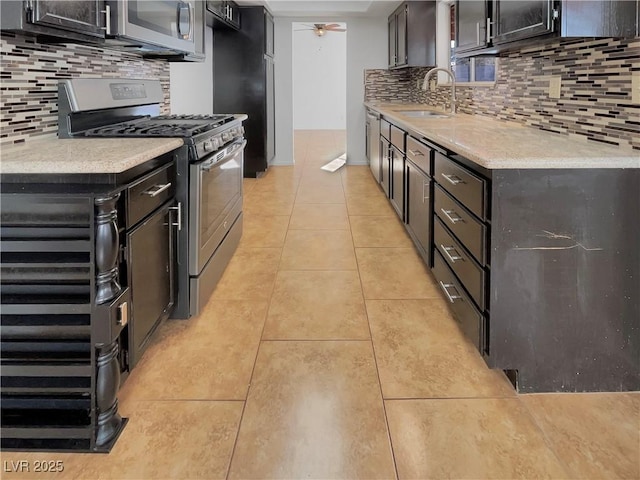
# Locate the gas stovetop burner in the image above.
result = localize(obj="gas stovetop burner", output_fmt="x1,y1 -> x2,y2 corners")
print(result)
84,114 -> 236,138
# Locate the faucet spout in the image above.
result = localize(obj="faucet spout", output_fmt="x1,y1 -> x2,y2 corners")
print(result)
422,67 -> 457,114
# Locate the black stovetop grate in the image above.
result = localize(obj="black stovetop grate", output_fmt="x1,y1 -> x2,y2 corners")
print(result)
83,114 -> 236,138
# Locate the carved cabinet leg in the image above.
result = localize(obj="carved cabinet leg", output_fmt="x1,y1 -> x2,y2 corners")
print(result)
95,193 -> 121,304
95,341 -> 123,448
94,193 -> 125,449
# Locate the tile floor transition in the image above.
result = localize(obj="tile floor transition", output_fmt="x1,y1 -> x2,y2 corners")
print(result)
2,130 -> 638,480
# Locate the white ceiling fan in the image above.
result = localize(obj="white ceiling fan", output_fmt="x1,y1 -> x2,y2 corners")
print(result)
295,23 -> 347,37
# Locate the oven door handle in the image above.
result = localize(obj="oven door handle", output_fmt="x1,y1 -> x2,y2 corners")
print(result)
201,139 -> 247,172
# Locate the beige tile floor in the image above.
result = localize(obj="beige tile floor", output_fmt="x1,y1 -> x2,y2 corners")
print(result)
2,130 -> 638,480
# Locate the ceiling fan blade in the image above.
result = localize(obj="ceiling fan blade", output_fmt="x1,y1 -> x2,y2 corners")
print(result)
328,28 -> 347,32
324,23 -> 341,29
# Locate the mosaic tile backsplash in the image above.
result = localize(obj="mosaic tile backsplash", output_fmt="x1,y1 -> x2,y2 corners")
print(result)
1,33 -> 170,147
365,38 -> 639,151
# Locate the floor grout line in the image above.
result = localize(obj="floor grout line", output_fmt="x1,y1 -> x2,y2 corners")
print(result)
348,172 -> 402,480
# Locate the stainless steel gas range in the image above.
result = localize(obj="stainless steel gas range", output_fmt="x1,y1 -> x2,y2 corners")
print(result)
58,78 -> 246,319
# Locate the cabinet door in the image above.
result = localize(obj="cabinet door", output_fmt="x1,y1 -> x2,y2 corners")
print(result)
390,146 -> 405,220
265,10 -> 274,56
493,0 -> 554,44
206,0 -> 239,29
396,5 -> 408,67
381,137 -> 391,196
388,16 -> 397,67
127,202 -> 175,368
406,160 -> 431,258
31,0 -> 104,37
265,57 -> 275,164
227,1 -> 241,29
456,0 -> 489,52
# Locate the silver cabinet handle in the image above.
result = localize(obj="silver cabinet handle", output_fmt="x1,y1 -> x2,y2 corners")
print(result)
408,149 -> 425,157
441,172 -> 464,185
422,181 -> 429,203
439,281 -> 462,303
441,245 -> 463,263
476,22 -> 481,45
102,5 -> 111,35
486,17 -> 492,41
170,202 -> 182,231
441,208 -> 464,224
142,182 -> 172,197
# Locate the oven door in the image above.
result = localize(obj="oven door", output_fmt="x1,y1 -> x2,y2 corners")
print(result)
189,139 -> 245,275
109,0 -> 196,54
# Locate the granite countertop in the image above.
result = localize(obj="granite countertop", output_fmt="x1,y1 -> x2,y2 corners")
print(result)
0,137 -> 184,174
365,102 -> 639,169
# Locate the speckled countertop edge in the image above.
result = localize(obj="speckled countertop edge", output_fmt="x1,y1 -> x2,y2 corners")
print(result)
365,102 -> 640,169
0,137 -> 185,174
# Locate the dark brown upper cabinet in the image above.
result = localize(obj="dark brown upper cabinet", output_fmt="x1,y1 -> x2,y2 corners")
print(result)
492,0 -> 638,47
206,0 -> 240,30
455,0 -> 491,54
388,1 -> 436,69
1,0 -> 106,42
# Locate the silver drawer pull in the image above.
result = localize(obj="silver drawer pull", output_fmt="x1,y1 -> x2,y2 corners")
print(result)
441,173 -> 464,185
441,245 -> 463,263
439,281 -> 462,303
408,149 -> 425,157
441,208 -> 464,224
142,182 -> 172,197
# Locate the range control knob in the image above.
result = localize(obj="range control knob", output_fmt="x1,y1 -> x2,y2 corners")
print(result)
211,137 -> 220,150
239,126 -> 245,135
203,140 -> 214,152
222,132 -> 231,142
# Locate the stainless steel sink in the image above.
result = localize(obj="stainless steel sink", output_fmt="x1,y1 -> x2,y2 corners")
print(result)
395,110 -> 449,118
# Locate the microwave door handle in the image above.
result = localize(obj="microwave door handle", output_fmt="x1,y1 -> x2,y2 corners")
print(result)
177,1 -> 192,40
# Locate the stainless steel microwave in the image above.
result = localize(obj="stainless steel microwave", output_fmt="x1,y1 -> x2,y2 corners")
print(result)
106,0 -> 196,54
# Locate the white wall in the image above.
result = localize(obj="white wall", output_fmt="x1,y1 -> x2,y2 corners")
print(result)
274,16 -> 387,165
169,27 -> 214,115
293,23 -> 346,130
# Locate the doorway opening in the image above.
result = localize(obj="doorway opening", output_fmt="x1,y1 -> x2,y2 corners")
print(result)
292,22 -> 347,167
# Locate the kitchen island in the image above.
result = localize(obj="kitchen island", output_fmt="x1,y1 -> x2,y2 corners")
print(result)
0,137 -> 183,452
366,102 -> 639,393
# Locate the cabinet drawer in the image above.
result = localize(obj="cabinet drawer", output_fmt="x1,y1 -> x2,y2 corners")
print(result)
406,136 -> 431,175
434,185 -> 486,265
126,162 -> 176,228
432,250 -> 484,352
434,152 -> 486,220
434,217 -> 485,310
380,118 -> 391,140
390,125 -> 405,152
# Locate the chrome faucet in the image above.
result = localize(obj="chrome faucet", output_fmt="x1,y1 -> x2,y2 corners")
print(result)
422,67 -> 457,114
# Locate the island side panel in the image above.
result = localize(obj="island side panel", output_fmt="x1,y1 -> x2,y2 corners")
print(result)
489,168 -> 640,393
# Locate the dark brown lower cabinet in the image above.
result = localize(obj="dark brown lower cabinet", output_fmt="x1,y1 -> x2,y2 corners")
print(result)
376,113 -> 639,393
380,137 -> 391,197
127,201 -> 175,369
390,145 -> 405,220
405,159 -> 431,262
0,155 -> 179,452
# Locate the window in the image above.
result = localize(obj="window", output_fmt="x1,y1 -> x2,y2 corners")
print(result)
448,2 -> 497,84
